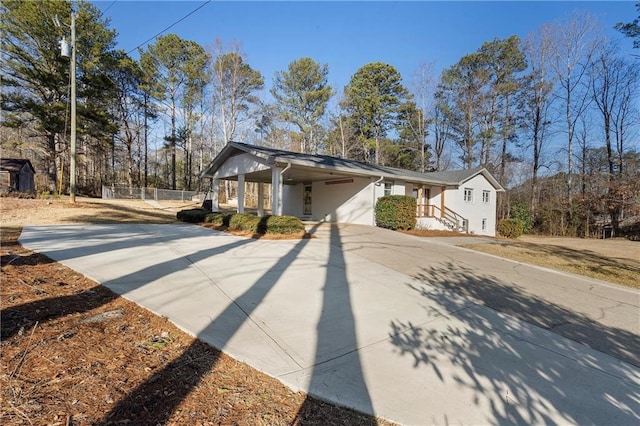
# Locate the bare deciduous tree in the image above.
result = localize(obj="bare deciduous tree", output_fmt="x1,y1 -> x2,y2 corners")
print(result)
545,11 -> 601,205
522,29 -> 556,213
210,40 -> 264,145
591,40 -> 640,236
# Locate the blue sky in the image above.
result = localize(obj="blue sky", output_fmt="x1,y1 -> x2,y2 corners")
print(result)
93,1 -> 637,99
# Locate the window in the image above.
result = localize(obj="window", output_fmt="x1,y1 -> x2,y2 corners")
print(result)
384,182 -> 393,196
464,188 -> 473,203
482,218 -> 487,231
482,190 -> 490,204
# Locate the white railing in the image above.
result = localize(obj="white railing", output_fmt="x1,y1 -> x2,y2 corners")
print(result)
417,204 -> 468,233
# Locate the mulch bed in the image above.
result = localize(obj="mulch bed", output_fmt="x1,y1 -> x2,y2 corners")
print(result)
1,230 -> 389,425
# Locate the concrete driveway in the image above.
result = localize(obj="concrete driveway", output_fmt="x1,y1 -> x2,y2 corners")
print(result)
19,223 -> 640,425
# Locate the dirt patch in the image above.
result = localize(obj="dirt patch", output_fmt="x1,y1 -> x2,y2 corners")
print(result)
0,199 -> 392,425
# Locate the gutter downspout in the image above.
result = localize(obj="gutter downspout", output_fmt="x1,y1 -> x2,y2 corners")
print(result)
372,176 -> 384,226
274,162 -> 291,216
280,162 -> 292,176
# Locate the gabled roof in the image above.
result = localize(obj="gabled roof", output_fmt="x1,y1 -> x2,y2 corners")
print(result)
0,158 -> 35,174
202,142 -> 504,191
426,167 -> 505,192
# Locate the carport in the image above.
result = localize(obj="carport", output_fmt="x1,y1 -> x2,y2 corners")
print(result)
201,142 -> 366,216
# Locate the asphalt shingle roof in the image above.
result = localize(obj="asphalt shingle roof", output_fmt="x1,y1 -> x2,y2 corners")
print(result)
203,142 -> 503,190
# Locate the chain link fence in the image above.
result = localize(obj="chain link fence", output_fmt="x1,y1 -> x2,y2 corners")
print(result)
102,185 -> 205,202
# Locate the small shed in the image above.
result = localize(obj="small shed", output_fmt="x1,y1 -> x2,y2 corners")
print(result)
0,158 -> 36,193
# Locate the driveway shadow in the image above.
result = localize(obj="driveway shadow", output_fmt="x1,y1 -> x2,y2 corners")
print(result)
294,224 -> 376,424
411,262 -> 640,367
388,262 -> 640,424
2,234 -> 252,340
101,223 -> 378,423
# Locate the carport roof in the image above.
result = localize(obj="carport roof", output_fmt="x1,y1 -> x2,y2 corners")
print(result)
202,142 -> 504,191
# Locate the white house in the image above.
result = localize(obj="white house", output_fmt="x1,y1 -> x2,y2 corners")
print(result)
201,142 -> 504,236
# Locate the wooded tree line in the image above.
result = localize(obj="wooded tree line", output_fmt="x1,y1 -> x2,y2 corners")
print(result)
2,0 -> 639,236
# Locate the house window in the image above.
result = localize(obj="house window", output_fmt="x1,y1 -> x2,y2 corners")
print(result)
384,182 -> 393,196
464,188 -> 473,203
482,190 -> 490,204
482,218 -> 487,231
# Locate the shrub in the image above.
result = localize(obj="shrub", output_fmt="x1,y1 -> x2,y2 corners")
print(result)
229,213 -> 260,232
510,201 -> 532,234
205,212 -> 233,227
228,214 -> 304,235
176,208 -> 208,223
498,218 -> 524,238
263,215 -> 305,234
375,195 -> 416,231
180,210 -> 305,235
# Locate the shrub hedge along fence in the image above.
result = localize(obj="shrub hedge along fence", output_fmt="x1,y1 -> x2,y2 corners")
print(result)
375,195 -> 416,231
177,209 -> 305,235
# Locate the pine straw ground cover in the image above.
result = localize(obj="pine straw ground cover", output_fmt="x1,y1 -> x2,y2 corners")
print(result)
0,199 -> 392,425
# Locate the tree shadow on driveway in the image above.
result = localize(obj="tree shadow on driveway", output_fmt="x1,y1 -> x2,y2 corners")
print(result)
100,223 -> 377,424
294,224 -> 376,424
411,262 -> 640,367
388,262 -> 640,424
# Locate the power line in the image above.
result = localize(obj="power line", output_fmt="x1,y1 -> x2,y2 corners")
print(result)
126,0 -> 212,55
103,0 -> 117,14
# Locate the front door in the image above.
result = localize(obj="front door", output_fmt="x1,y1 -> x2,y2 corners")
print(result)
303,184 -> 312,216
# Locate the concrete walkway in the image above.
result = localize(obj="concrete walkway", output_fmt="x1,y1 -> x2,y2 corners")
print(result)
19,223 -> 640,425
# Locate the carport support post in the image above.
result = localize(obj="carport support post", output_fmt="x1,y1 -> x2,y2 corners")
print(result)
210,178 -> 219,212
257,183 -> 264,217
237,174 -> 245,214
271,166 -> 282,216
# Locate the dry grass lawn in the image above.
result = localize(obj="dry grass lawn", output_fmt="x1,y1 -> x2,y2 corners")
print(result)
462,236 -> 640,289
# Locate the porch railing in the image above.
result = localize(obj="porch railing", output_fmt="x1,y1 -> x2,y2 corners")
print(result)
417,204 -> 468,233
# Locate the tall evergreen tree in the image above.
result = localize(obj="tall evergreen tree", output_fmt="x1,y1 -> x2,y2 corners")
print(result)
340,62 -> 410,164
438,54 -> 488,168
140,34 -> 209,189
271,57 -> 333,154
615,2 -> 640,50
1,0 -> 117,189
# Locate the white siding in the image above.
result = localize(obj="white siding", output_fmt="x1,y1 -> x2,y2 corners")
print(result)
416,217 -> 449,231
214,153 -> 269,179
445,175 -> 497,236
404,182 -> 413,196
282,184 -> 303,217
315,177 -> 373,225
283,177 -> 374,225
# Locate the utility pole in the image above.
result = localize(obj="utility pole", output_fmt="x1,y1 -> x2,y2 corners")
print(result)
56,12 -> 77,203
69,12 -> 76,203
